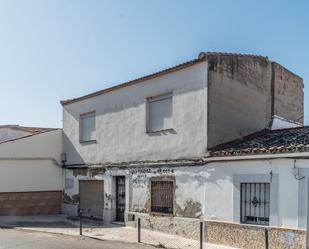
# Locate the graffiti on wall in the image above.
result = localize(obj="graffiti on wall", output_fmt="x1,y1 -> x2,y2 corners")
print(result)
131,168 -> 175,187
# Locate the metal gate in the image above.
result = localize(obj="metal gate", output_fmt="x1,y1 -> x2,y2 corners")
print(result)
79,180 -> 104,219
116,176 -> 125,222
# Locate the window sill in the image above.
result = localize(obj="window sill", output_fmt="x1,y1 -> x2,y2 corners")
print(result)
80,140 -> 97,145
150,211 -> 174,217
146,128 -> 176,135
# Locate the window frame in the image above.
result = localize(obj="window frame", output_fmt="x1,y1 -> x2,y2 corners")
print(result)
146,92 -> 173,133
79,111 -> 96,143
240,182 -> 270,226
149,177 -> 175,216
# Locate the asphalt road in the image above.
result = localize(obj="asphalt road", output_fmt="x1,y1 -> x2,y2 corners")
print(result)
0,228 -> 156,249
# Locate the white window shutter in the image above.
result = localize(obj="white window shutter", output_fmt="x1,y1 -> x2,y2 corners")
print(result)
148,94 -> 172,132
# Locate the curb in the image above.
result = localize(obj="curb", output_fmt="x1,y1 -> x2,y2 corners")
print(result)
0,225 -> 160,248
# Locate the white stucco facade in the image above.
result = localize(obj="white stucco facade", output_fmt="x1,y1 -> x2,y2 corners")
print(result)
0,129 -> 63,192
63,156 -> 309,232
60,54 -> 306,248
63,61 -> 208,164
126,158 -> 308,230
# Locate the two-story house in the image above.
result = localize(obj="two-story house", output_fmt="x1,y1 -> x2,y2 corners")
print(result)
60,52 -> 304,248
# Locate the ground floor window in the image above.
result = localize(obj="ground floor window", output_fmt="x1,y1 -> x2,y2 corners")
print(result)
150,180 -> 174,214
240,183 -> 270,225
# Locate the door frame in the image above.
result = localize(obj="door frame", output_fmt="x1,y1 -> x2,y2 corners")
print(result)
115,176 -> 126,222
78,179 -> 104,219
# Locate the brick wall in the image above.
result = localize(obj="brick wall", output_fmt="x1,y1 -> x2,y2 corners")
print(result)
0,191 -> 62,215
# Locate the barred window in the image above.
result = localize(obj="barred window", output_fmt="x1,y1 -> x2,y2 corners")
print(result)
151,180 -> 174,214
240,183 -> 270,226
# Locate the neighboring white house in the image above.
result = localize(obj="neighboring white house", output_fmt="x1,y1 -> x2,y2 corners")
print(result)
0,125 -> 54,142
0,126 -> 63,215
126,125 -> 309,249
60,52 -> 305,249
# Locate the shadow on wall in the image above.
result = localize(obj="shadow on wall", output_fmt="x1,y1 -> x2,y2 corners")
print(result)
62,133 -> 86,166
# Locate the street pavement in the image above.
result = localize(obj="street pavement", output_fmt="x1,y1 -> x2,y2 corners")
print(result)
0,228 -> 156,249
0,215 -> 238,249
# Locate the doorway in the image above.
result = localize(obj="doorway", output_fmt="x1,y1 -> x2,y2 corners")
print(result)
115,176 -> 125,222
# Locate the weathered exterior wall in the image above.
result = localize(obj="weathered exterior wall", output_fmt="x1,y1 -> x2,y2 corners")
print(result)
206,221 -> 306,249
129,166 -> 206,219
207,55 -> 272,148
63,168 -> 104,217
63,158 -> 309,248
269,227 -> 306,249
63,167 -> 129,223
126,212 -> 201,240
205,221 -> 266,249
207,55 -> 304,148
63,62 -> 208,165
124,159 -> 308,248
273,63 -> 304,123
127,159 -> 307,229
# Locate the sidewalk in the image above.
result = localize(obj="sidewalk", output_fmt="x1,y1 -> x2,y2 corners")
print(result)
0,215 -> 238,249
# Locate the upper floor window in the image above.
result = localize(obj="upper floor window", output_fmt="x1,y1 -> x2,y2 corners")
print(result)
80,112 -> 96,142
147,93 -> 172,133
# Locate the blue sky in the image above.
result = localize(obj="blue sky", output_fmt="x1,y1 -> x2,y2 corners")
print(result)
0,0 -> 308,127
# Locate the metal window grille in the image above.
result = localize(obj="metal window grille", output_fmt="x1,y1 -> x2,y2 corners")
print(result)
240,183 -> 270,226
151,181 -> 173,214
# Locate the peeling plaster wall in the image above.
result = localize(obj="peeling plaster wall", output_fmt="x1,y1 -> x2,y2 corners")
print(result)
128,159 -> 307,230
63,168 -> 129,223
129,166 -> 206,219
63,62 -> 208,164
64,158 -> 308,233
63,168 -> 105,217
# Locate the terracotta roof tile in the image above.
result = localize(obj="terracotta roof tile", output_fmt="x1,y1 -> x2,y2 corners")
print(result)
0,125 -> 59,144
198,52 -> 268,61
209,126 -> 309,157
0,125 -> 56,135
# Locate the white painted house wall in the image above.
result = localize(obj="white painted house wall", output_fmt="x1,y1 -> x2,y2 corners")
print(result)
63,62 -> 208,164
0,130 -> 63,192
127,158 -> 307,230
204,159 -> 304,229
0,160 -> 62,192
